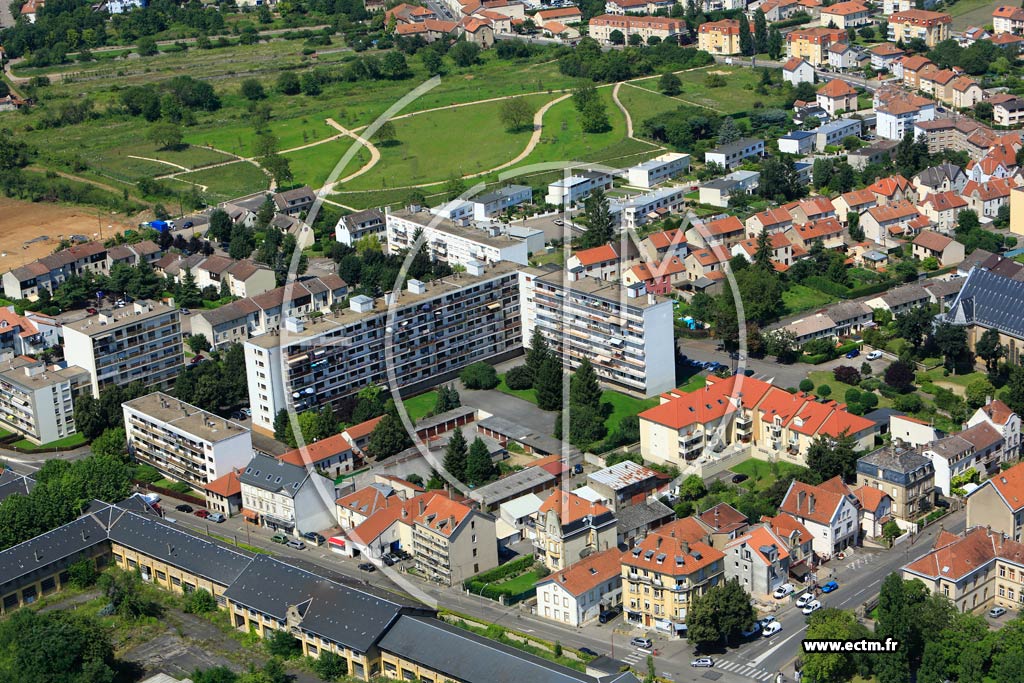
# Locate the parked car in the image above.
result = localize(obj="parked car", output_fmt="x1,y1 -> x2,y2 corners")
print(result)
630,637 -> 653,650
181,221 -> 194,229
599,608 -> 619,624
286,539 -> 306,550
241,408 -> 252,417
731,473 -> 749,484
691,658 -> 714,668
579,647 -> 600,658
207,512 -> 225,523
181,308 -> 191,315
866,350 -> 883,361
175,504 -> 193,513
553,219 -> 564,226
762,622 -> 783,637
302,531 -> 326,546
796,593 -> 814,608
573,463 -> 584,475
194,509 -> 209,518
358,562 -> 376,572
271,533 -> 289,544
758,616 -> 777,628
845,349 -> 860,359
802,600 -> 823,615
740,623 -> 762,638
382,555 -> 396,567
821,581 -> 839,593
773,583 -> 795,599
86,307 -> 98,315
989,606 -> 1008,618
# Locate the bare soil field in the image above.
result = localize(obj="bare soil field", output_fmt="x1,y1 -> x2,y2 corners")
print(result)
0,198 -> 139,276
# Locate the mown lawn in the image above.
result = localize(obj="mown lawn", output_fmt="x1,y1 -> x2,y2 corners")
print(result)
173,161 -> 269,203
731,458 -> 809,492
336,93 -> 553,192
630,66 -> 790,114
602,391 -> 659,431
783,284 -> 837,315
11,433 -> 87,451
495,570 -> 541,594
616,82 -> 691,124
403,391 -> 438,422
496,375 -> 539,404
807,370 -> 893,409
942,0 -> 999,29
285,141 -> 372,189
678,373 -> 708,393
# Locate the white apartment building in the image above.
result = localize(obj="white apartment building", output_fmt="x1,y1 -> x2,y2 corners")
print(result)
519,265 -> 675,397
626,153 -> 691,189
245,262 -> 522,434
385,208 -> 529,267
471,185 -> 533,220
63,301 -> 183,398
239,453 -> 337,537
335,209 -> 385,247
123,392 -> 253,488
610,186 -> 687,230
704,138 -> 765,170
0,357 -> 89,444
813,118 -> 862,152
545,170 -> 615,207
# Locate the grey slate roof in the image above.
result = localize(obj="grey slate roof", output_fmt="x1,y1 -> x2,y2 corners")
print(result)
0,515 -> 110,591
0,470 -> 34,503
239,453 -> 310,497
914,162 -> 963,189
378,615 -> 596,683
944,267 -> 1024,339
615,499 -> 674,535
222,554 -> 416,652
859,443 -> 932,474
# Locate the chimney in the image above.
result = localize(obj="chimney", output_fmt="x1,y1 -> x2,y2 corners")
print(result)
33,550 -> 40,562
809,494 -> 815,513
657,536 -> 662,548
448,515 -> 456,529
167,543 -> 173,555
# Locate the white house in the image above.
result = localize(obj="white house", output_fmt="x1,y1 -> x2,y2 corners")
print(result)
967,399 -> 1021,464
782,56 -> 815,85
239,453 -> 338,537
626,153 -> 691,189
471,185 -> 533,220
779,478 -> 861,557
778,130 -> 816,156
534,547 -> 622,627
704,138 -> 765,170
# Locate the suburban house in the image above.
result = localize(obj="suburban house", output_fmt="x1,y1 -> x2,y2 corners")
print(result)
913,162 -> 967,200
699,502 -> 750,549
919,192 -> 968,234
537,546 -> 623,629
534,490 -> 618,571
782,57 -> 815,85
911,230 -> 965,266
761,513 -> 816,580
993,4 -> 1024,35
967,460 -> 1024,544
857,441 -> 936,523
335,209 -> 386,246
779,478 -> 861,557
567,244 -> 623,281
698,170 -> 761,208
860,200 -> 923,243
961,178 -> 1016,220
922,421 -> 1006,496
820,0 -> 872,28
786,27 -> 848,66
854,486 -> 893,538
967,399 -> 1021,463
204,469 -> 243,517
723,525 -> 791,598
704,138 -> 765,170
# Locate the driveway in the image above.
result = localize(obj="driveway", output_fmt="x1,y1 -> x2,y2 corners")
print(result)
458,386 -> 556,437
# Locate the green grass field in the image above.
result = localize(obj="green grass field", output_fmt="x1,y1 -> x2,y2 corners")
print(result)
496,375 -> 539,404
11,433 -> 88,451
630,66 -> 789,114
731,458 -> 809,492
601,391 -> 659,431
334,93 -> 553,192
783,284 -> 837,315
173,161 -> 269,203
285,141 -> 372,189
617,83 -> 691,126
403,391 -> 439,422
495,570 -> 541,594
941,0 -> 998,29
678,373 -> 708,392
807,370 -> 893,409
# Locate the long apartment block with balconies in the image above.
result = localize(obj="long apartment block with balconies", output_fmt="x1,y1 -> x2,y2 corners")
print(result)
123,391 -> 253,487
244,261 -> 523,434
385,207 -> 529,268
0,357 -> 89,444
62,300 -> 183,397
518,264 -> 675,398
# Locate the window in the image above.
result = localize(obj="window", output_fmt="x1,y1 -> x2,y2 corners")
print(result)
472,548 -> 477,558
156,570 -> 167,581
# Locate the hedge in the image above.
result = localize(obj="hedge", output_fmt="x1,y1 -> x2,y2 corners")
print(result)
804,276 -> 850,298
463,554 -> 534,587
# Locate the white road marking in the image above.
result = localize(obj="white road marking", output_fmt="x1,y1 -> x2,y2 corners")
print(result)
751,630 -> 803,667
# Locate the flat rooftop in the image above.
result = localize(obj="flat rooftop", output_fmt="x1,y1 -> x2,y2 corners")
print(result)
123,391 -> 250,443
390,208 -> 523,249
248,261 -> 522,349
524,264 -> 667,310
62,300 -> 177,336
0,358 -> 89,391
630,153 -> 690,172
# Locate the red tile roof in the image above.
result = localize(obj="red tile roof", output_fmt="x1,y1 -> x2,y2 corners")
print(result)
921,191 -> 968,212
573,244 -> 619,267
344,415 -> 385,441
704,215 -> 745,236
762,512 -> 815,544
414,494 -> 475,537
868,175 -> 912,198
621,517 -> 722,575
639,375 -> 773,430
783,57 -> 810,72
905,526 -> 1024,581
539,490 -> 612,525
979,399 -> 1016,426
725,525 -> 790,565
279,433 -> 354,468
536,547 -> 622,596
349,491 -> 446,545
912,229 -> 954,252
817,79 -> 858,98
854,485 -> 889,512
699,503 -> 748,534
204,469 -> 242,498
979,462 -> 1024,513
780,480 -> 848,526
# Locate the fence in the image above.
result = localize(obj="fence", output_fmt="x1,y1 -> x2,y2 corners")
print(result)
137,482 -> 206,507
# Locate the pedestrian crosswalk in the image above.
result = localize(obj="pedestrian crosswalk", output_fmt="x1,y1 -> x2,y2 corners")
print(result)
620,650 -> 646,666
711,660 -> 776,681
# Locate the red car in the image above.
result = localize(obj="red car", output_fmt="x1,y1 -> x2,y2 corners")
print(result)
194,509 -> 210,518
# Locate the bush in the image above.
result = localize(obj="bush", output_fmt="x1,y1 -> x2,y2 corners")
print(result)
844,388 -> 862,405
183,588 -> 217,614
311,652 -> 347,681
67,559 -> 98,588
265,630 -> 302,659
504,365 -> 534,390
460,362 -> 499,390
799,379 -> 814,393
817,385 -> 832,398
833,365 -> 861,385
860,378 -> 882,392
860,392 -> 879,409
893,393 -> 924,412
133,464 -> 162,484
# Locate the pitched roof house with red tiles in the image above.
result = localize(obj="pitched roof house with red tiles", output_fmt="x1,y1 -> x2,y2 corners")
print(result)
412,494 -> 498,584
903,526 -> 1024,612
723,524 -> 793,597
779,478 -> 861,556
534,547 -> 623,626
535,490 -> 618,571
